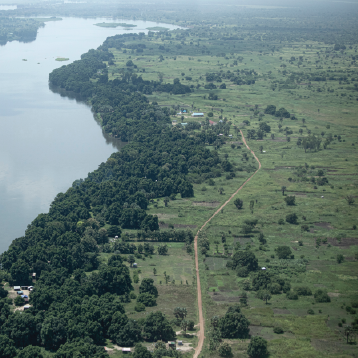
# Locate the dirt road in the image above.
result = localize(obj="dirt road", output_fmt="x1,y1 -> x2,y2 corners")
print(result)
193,130 -> 261,358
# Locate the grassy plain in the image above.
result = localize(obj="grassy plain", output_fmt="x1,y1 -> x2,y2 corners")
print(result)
101,18 -> 358,358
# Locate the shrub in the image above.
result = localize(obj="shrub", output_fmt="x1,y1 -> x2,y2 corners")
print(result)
286,213 -> 298,224
269,283 -> 282,295
338,322 -> 343,327
294,286 -> 312,296
134,302 -> 146,312
337,254 -> 344,264
307,309 -> 315,315
14,295 -> 25,306
286,291 -> 298,300
276,246 -> 292,259
352,301 -> 358,308
218,343 -> 232,357
278,218 -> 285,225
130,292 -> 137,299
273,327 -> 284,334
247,336 -> 268,358
237,267 -> 249,277
314,289 -> 331,303
284,196 -> 296,206
137,293 -> 157,307
188,320 -> 195,330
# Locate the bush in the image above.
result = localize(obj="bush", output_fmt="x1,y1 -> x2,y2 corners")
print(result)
286,213 -> 298,224
273,327 -> 284,334
130,292 -> 137,299
237,267 -> 249,277
278,218 -> 285,225
294,286 -> 312,296
307,309 -> 315,315
286,291 -> 298,300
137,293 -> 157,307
351,301 -> 358,308
337,254 -> 344,264
188,320 -> 195,330
284,196 -> 296,206
276,246 -> 292,259
247,336 -> 268,358
14,295 -> 25,306
269,283 -> 282,295
135,302 -> 146,312
314,289 -> 331,303
218,343 -> 232,357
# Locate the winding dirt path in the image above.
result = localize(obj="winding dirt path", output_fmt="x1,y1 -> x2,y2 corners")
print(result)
193,130 -> 261,358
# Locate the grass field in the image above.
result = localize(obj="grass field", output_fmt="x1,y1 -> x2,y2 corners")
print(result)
99,15 -> 358,358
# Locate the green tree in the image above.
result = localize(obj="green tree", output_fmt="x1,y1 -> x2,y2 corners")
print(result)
247,336 -> 268,358
219,305 -> 250,338
344,325 -> 353,344
142,311 -> 176,341
314,289 -> 331,303
14,296 -> 25,306
40,316 -> 67,350
232,250 -> 258,272
234,198 -> 243,210
137,292 -> 156,307
284,196 -> 295,206
218,343 -> 232,357
10,259 -> 30,284
337,254 -> 344,264
153,268 -> 157,275
157,244 -> 168,255
128,255 -> 136,267
54,340 -> 108,358
17,345 -> 44,358
181,319 -> 188,335
133,343 -> 152,358
174,307 -> 187,320
0,335 -> 16,358
258,290 -> 271,304
285,213 -> 298,224
139,278 -> 158,297
281,186 -> 286,196
276,246 -> 292,259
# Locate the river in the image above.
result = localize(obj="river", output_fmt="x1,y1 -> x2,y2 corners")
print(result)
0,17 -> 179,253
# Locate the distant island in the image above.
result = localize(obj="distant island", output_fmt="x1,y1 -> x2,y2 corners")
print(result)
33,17 -> 62,22
94,22 -> 136,28
55,57 -> 69,61
146,26 -> 169,31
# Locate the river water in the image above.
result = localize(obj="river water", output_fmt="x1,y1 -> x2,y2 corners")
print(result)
0,17 -> 179,253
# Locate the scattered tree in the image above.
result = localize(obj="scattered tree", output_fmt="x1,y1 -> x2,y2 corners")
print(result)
247,336 -> 269,358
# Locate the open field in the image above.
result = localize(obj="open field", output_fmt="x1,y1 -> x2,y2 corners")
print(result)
106,19 -> 358,357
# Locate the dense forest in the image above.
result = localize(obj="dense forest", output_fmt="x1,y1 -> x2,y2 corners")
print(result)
0,17 -> 44,45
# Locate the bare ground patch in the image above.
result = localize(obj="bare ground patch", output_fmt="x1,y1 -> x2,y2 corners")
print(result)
209,292 -> 241,302
193,201 -> 220,207
327,237 -> 358,247
155,213 -> 178,220
328,292 -> 340,297
273,308 -> 291,315
314,222 -> 333,230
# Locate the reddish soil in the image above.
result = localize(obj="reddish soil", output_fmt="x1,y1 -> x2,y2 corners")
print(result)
193,130 -> 261,358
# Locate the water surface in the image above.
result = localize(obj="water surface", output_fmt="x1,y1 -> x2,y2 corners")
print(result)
0,17 -> 179,253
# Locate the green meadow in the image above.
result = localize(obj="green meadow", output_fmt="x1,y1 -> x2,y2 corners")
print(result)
102,19 -> 358,357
